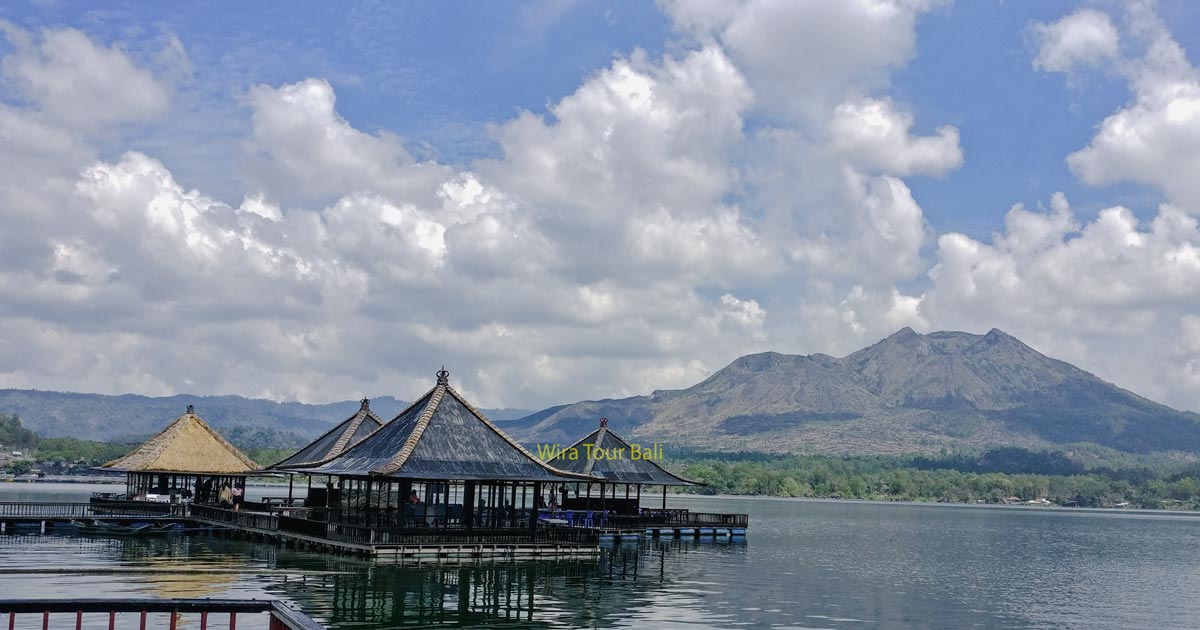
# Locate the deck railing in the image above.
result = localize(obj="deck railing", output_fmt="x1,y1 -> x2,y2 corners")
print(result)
192,505 -> 598,547
0,502 -> 179,519
325,522 -> 599,546
0,598 -> 323,630
606,510 -> 749,529
190,504 -> 278,531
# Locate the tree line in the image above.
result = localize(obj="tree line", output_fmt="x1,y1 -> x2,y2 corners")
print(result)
672,449 -> 1200,509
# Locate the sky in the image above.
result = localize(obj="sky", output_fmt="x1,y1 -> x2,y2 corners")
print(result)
1,0 -> 1199,414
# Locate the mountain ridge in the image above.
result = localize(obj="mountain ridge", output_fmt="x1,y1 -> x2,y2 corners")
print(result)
509,328 -> 1200,455
0,389 -> 532,446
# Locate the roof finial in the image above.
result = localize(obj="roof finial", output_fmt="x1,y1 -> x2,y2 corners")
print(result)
436,366 -> 449,386
600,417 -> 608,428
360,398 -> 370,410
186,404 -> 195,415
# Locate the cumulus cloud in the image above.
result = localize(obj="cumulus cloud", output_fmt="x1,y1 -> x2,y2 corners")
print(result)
1065,15 -> 1200,211
0,21 -> 171,130
1031,8 -> 1120,74
662,0 -> 945,119
828,97 -> 962,176
6,2 -> 1200,419
922,194 -> 1200,410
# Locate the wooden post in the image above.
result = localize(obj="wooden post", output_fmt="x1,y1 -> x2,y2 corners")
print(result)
463,481 -> 476,529
662,485 -> 667,510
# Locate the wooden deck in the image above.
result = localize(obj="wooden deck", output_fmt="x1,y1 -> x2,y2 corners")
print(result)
0,501 -> 746,557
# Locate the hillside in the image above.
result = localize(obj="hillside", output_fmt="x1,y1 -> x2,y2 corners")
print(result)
510,328 -> 1200,455
0,390 -> 531,447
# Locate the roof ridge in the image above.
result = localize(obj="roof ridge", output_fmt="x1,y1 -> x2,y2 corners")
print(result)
441,386 -> 594,480
372,385 -> 446,474
580,426 -> 607,477
327,408 -> 368,459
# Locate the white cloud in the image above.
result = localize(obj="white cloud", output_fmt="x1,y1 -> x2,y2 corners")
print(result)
1031,8 -> 1120,74
828,97 -> 962,176
923,194 -> 1200,410
662,0 -> 945,120
7,3 -> 1200,420
1064,5 -> 1200,212
0,21 -> 171,130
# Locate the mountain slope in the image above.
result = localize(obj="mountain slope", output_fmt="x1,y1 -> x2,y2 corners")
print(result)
512,328 -> 1200,455
0,390 -> 531,446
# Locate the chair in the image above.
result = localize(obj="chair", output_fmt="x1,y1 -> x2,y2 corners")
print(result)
564,510 -> 574,527
583,510 -> 594,528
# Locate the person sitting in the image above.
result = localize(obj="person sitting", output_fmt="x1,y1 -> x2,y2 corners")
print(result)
408,490 -> 420,505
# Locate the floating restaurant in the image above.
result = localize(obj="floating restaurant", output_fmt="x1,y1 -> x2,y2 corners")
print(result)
261,368 -> 601,555
17,368 -> 746,558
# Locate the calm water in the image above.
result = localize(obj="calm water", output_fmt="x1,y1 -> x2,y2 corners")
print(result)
3,484 -> 1200,629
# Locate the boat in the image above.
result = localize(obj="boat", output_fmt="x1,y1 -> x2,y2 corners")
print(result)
70,520 -> 154,535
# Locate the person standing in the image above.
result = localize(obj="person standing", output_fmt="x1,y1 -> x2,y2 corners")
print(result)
231,484 -> 245,512
218,484 -> 233,509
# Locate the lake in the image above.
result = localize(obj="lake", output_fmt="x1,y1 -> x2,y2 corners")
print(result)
3,483 -> 1200,629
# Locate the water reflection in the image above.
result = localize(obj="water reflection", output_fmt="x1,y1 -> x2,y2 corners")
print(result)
263,539 -> 746,628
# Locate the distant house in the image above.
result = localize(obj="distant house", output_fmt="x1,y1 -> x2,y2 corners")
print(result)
11,451 -> 23,457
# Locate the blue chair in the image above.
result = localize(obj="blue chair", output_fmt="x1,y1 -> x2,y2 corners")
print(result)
583,510 -> 594,528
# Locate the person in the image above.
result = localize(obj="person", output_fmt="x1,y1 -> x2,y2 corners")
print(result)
408,490 -> 420,505
559,484 -> 568,506
180,486 -> 193,502
231,484 -> 245,512
535,494 -> 546,509
218,484 -> 233,509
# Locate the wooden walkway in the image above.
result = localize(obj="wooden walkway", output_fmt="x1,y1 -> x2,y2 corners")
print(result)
0,501 -> 747,558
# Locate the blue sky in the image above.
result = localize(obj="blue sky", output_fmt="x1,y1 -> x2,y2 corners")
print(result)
3,0 -> 1182,232
1,1 -> 1199,413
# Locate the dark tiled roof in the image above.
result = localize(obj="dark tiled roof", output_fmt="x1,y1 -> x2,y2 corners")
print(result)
550,423 -> 701,486
293,377 -> 591,482
269,399 -> 384,470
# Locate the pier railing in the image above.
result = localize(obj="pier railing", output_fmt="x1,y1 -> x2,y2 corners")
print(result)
606,510 -> 749,529
0,502 -> 180,519
0,598 -> 323,630
191,504 -> 279,531
191,504 -> 599,547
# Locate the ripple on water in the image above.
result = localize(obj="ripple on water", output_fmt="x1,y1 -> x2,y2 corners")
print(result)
3,493 -> 1200,629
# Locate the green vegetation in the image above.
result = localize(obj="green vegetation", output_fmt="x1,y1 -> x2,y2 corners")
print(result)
245,447 -> 295,468
673,448 -> 1200,510
0,413 -> 38,448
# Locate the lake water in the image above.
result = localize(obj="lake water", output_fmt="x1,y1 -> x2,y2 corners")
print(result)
3,483 -> 1200,629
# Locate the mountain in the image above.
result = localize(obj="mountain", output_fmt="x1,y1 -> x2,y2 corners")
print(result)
0,390 -> 532,447
510,328 -> 1200,455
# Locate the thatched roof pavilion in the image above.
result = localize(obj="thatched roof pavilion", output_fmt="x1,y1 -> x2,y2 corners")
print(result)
270,398 -> 383,469
99,405 -> 258,502
102,405 -> 258,474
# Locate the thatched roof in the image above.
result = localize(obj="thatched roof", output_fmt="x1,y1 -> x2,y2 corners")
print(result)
550,419 -> 701,486
293,369 -> 593,482
102,405 -> 259,474
269,398 -> 384,469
